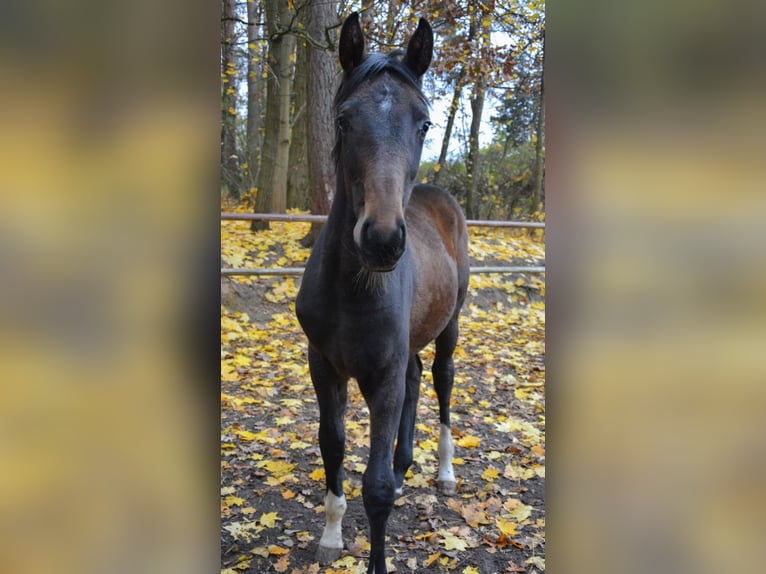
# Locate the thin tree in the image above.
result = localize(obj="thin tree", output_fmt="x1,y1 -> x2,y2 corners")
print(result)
465,12 -> 488,220
221,0 -> 242,199
531,31 -> 545,209
433,68 -> 465,186
246,0 -> 263,194
288,32 -> 308,210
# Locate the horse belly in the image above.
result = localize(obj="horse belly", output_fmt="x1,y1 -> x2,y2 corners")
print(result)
409,255 -> 458,352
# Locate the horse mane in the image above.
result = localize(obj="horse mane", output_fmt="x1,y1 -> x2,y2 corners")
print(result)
332,51 -> 429,169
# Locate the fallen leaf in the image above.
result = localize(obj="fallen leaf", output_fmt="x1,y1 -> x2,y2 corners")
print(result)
440,531 -> 468,551
274,553 -> 290,572
456,435 -> 481,448
496,517 -> 518,536
260,512 -> 280,528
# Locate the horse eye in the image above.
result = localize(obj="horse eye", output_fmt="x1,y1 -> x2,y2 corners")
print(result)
419,121 -> 433,137
337,116 -> 350,132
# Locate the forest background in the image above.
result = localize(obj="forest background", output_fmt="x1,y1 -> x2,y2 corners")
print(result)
220,0 -> 545,230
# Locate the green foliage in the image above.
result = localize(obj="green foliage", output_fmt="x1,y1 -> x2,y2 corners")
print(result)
420,139 -> 543,220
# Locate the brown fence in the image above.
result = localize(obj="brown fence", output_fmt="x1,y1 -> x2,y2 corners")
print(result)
221,213 -> 545,276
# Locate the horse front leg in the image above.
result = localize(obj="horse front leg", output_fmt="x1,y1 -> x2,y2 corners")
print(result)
433,319 -> 459,494
394,354 -> 422,495
309,347 -> 349,564
359,365 -> 406,574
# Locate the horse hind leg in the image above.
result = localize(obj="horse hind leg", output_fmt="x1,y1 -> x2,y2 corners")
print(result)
433,318 -> 458,494
393,354 -> 423,496
309,348 -> 349,564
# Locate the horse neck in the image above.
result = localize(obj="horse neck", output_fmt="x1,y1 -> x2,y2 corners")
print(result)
322,168 -> 362,275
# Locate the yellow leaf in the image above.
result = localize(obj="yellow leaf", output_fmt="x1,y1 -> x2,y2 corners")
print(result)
309,467 -> 325,481
224,495 -> 244,506
496,517 -> 518,536
456,435 -> 481,448
268,545 -> 289,556
481,467 -> 500,481
526,556 -> 545,570
234,429 -> 257,442
231,354 -> 251,367
506,499 -> 533,522
440,531 -> 468,551
425,552 -> 441,567
419,438 -> 438,451
332,556 -> 357,567
463,567 -> 480,574
259,459 -> 295,477
434,162 -> 441,172
259,512 -> 280,528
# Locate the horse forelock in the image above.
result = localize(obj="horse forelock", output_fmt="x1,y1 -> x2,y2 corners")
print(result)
332,52 -> 428,170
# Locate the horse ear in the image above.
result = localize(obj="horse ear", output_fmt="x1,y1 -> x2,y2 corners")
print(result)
339,12 -> 367,74
405,18 -> 433,77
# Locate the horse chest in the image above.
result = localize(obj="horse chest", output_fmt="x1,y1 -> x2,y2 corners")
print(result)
299,292 -> 409,378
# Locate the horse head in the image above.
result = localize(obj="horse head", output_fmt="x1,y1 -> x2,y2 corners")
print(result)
334,13 -> 434,272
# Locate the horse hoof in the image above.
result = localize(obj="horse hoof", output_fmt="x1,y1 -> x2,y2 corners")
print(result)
316,545 -> 343,564
437,480 -> 457,495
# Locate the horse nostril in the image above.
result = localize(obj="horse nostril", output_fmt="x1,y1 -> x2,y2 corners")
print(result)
396,222 -> 406,246
361,219 -> 375,244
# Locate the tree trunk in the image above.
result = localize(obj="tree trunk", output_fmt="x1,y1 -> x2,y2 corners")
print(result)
246,0 -> 263,196
252,0 -> 279,230
271,0 -> 296,215
465,14 -> 489,220
221,0 -> 241,200
531,37 -> 545,210
288,35 -> 308,210
465,79 -> 485,220
252,0 -> 295,230
301,0 -> 337,247
433,68 -> 465,186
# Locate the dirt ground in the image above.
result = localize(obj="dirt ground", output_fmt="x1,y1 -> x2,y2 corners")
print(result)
221,228 -> 545,574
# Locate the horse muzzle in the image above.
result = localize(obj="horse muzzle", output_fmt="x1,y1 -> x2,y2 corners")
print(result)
357,218 -> 406,272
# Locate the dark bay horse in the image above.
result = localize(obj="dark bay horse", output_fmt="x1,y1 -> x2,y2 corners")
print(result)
295,13 -> 469,574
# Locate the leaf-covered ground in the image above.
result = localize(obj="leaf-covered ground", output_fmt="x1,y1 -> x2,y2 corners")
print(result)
221,208 -> 545,574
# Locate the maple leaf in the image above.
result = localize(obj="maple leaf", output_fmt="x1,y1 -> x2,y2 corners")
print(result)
273,553 -> 290,572
505,498 -> 533,522
224,495 -> 244,506
259,511 -> 280,528
496,517 -> 518,536
439,530 -> 468,551
456,435 -> 481,448
481,467 -> 500,481
234,429 -> 258,442
462,503 -> 491,528
308,467 -> 325,481
257,459 -> 295,477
